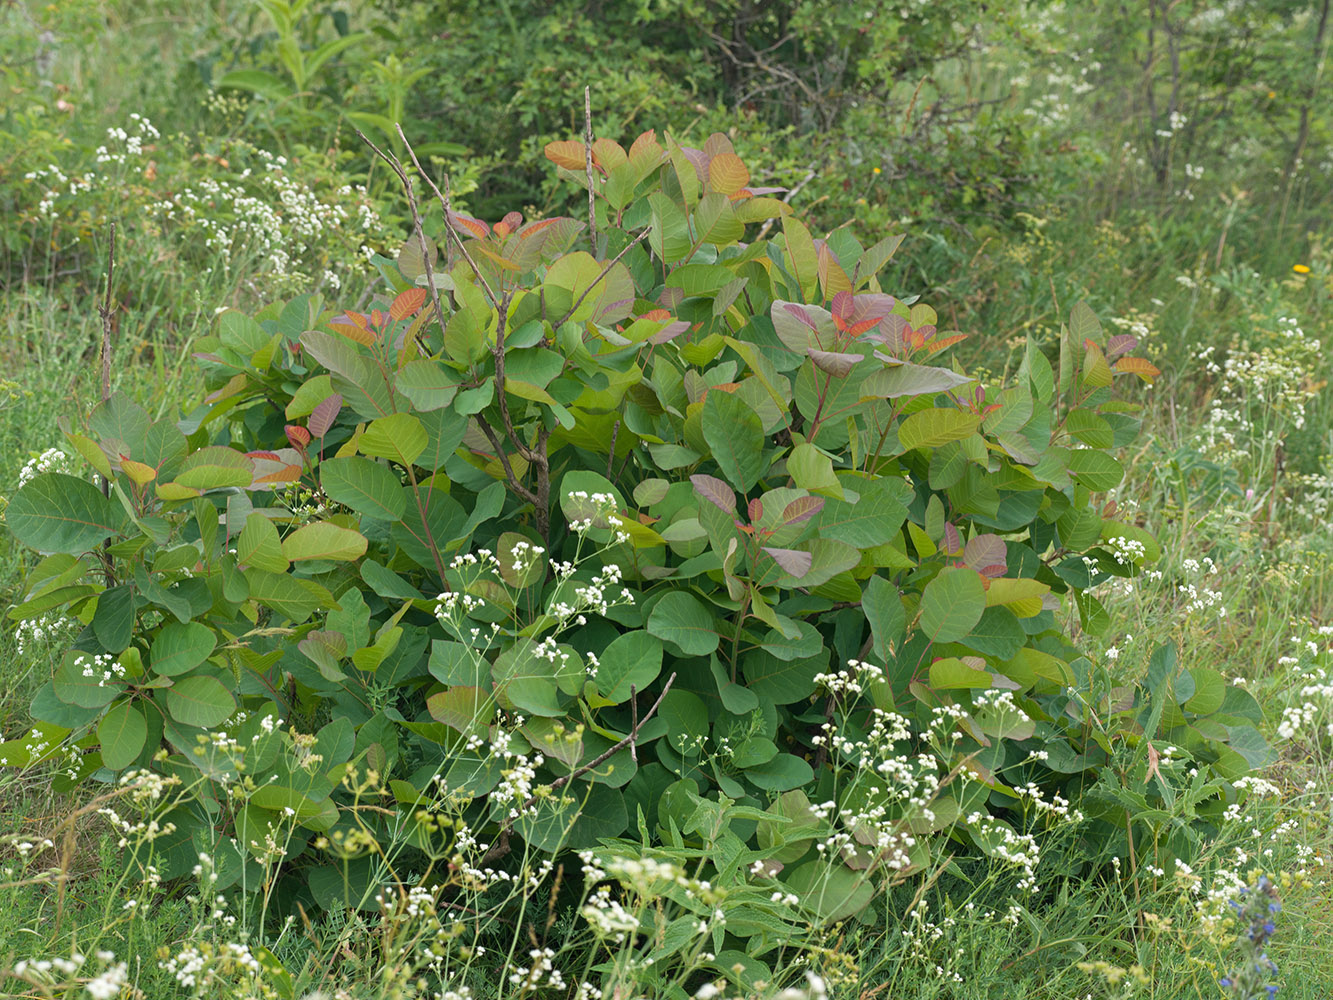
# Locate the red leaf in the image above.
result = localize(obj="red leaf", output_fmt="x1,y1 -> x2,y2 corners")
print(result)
747,498 -> 764,523
309,394 -> 343,439
285,425 -> 312,449
691,474 -> 736,514
245,451 -> 281,461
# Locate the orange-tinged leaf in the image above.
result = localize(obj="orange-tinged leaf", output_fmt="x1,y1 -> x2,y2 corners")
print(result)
519,217 -> 562,239
1113,356 -> 1161,382
591,137 -> 627,170
448,212 -> 489,239
817,242 -> 852,297
390,288 -> 428,321
328,321 -> 375,346
628,129 -> 663,165
285,425 -> 312,449
251,462 -> 303,485
245,451 -> 282,461
925,333 -> 967,354
708,152 -> 750,196
545,140 -> 586,171
640,308 -> 672,322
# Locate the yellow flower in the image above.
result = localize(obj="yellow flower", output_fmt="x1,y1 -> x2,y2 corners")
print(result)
1293,264 -> 1311,274
872,167 -> 882,175
1267,91 -> 1276,99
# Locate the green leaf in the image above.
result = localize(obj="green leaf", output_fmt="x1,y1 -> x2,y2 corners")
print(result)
361,413 -> 428,468
709,655 -> 759,714
175,446 -> 255,490
165,675 -> 236,728
217,68 -> 290,100
396,361 -> 459,411
7,474 -> 121,554
745,753 -> 814,791
281,523 -> 368,562
92,584 -> 136,654
320,456 -> 407,521
491,641 -> 564,718
359,560 -> 424,600
919,567 -> 986,643
98,700 -> 148,770
702,390 -> 765,492
151,622 -> 218,677
53,650 -> 119,708
1067,450 -> 1124,491
928,657 -> 992,689
742,648 -> 825,705
784,861 -> 873,922
787,443 -> 842,497
897,408 -> 981,452
594,632 -> 664,704
863,576 -> 905,663
236,513 -> 289,572
647,592 -> 720,656
660,690 -> 709,754
243,569 -> 330,623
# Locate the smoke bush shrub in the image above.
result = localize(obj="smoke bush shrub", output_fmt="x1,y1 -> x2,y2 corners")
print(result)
3,128 -> 1272,961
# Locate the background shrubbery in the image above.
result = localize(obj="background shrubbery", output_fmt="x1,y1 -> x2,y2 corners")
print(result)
0,1 -> 1330,998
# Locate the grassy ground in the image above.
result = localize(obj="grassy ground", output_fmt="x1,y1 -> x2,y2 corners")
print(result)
1,1 -> 1331,998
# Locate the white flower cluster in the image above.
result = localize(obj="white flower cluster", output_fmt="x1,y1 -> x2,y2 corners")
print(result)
814,658 -> 886,696
11,951 -> 126,999
75,651 -> 122,688
17,446 -> 73,486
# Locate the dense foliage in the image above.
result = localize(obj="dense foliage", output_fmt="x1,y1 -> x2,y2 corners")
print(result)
1,127 -> 1278,976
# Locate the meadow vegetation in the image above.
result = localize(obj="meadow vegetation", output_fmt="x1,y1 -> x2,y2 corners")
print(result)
0,1 -> 1330,998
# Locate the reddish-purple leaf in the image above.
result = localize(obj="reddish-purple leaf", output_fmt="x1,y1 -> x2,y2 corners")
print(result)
781,495 -> 825,525
691,473 -> 736,514
309,394 -> 343,439
747,497 -> 764,523
648,320 -> 690,344
830,290 -> 855,322
285,425 -> 312,450
808,348 -> 862,378
943,522 -> 962,555
964,534 -> 1007,575
762,546 -> 814,579
848,292 -> 897,324
1106,333 -> 1138,359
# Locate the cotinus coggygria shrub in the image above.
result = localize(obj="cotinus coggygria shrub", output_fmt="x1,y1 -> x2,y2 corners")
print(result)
3,128 -> 1271,968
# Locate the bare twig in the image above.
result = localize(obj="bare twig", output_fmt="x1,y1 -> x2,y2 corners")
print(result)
353,126 -> 448,343
396,126 -> 498,305
545,673 -> 675,799
95,223 -> 117,588
555,226 -> 651,328
584,85 -> 598,255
